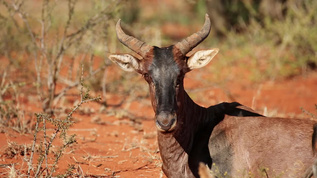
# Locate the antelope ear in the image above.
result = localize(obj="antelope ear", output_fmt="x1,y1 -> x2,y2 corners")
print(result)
109,54 -> 142,72
187,48 -> 219,70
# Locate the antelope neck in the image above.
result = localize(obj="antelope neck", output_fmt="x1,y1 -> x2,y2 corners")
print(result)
157,88 -> 216,177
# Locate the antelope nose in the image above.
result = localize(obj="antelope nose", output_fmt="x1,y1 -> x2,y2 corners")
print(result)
156,111 -> 176,132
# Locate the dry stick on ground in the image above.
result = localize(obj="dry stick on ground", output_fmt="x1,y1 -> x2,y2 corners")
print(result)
42,115 -> 48,176
27,115 -> 40,177
301,106 -> 317,120
0,71 -> 8,103
111,162 -> 153,177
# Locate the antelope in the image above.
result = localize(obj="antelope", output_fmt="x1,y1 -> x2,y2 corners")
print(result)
109,14 -> 317,178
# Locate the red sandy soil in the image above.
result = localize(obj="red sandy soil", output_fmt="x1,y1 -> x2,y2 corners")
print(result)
0,55 -> 317,177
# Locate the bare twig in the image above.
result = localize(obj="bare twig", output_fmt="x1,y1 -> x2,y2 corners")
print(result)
301,107 -> 317,120
27,114 -> 40,177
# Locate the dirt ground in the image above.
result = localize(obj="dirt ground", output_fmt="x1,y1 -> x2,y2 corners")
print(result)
0,57 -> 317,177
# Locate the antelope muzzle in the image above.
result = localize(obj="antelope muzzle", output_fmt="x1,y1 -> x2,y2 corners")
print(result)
156,111 -> 177,132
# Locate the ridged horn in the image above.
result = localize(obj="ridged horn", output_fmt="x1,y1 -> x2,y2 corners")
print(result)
116,19 -> 152,57
174,14 -> 211,55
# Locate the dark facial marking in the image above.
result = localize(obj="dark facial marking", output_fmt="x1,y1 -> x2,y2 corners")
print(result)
149,46 -> 180,112
144,46 -> 183,131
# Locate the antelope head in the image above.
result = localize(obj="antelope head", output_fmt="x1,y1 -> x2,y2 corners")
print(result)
109,14 -> 219,132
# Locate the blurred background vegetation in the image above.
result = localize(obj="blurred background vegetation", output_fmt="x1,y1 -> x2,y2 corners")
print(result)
1,0 -> 316,76
118,0 -> 317,81
0,0 -> 316,113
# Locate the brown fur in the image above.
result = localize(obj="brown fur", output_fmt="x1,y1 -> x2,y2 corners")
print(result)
210,115 -> 316,177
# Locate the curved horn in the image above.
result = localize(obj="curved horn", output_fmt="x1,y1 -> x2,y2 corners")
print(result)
175,14 -> 211,55
116,19 -> 152,57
